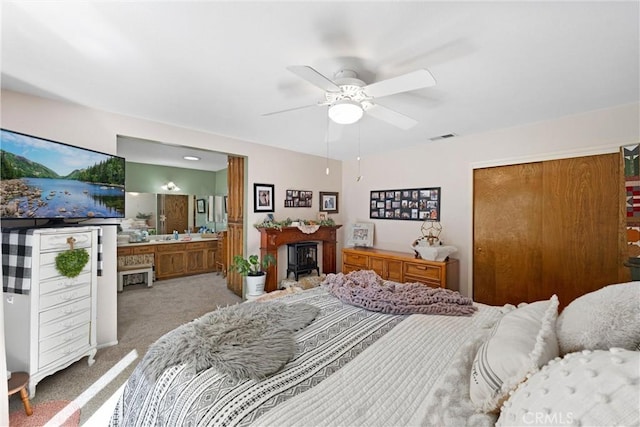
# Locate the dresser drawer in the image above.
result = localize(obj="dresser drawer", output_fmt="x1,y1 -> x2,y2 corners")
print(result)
39,335 -> 90,369
40,231 -> 92,252
39,323 -> 90,354
403,262 -> 442,281
39,308 -> 91,340
39,273 -> 91,297
40,252 -> 92,280
39,283 -> 91,311
39,297 -> 91,324
343,252 -> 369,268
39,261 -> 91,281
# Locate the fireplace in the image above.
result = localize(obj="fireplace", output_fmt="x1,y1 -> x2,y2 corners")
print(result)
257,225 -> 342,292
287,242 -> 319,280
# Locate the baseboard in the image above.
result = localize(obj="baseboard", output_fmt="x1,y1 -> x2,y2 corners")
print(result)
97,340 -> 118,349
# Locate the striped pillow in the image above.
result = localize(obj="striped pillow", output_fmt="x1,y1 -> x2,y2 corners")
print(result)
469,295 -> 559,413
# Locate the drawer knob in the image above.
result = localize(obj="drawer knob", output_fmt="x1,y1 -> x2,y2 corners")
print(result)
60,293 -> 77,301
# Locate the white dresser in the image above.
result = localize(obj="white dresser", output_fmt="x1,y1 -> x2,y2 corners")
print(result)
3,226 -> 99,397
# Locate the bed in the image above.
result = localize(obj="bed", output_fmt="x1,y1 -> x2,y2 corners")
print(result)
110,271 -> 640,427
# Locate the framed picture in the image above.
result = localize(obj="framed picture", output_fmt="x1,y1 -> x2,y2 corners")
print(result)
370,187 -> 440,221
317,212 -> 327,221
254,183 -> 274,212
347,222 -> 374,247
196,198 -> 206,213
319,191 -> 339,213
284,189 -> 312,208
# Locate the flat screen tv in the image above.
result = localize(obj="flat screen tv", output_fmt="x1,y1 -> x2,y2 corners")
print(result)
0,129 -> 125,222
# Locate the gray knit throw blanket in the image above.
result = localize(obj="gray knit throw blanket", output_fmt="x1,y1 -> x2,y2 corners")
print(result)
323,270 -> 477,316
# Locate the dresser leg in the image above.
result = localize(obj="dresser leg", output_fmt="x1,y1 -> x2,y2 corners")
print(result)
87,348 -> 97,366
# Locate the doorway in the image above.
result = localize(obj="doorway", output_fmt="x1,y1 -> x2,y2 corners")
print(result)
157,194 -> 189,235
117,136 -> 245,296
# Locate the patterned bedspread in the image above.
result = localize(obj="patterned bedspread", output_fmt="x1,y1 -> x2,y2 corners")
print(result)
109,287 -> 405,426
111,287 -> 504,426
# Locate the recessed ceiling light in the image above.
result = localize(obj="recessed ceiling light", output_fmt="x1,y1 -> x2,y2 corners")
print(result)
183,155 -> 200,161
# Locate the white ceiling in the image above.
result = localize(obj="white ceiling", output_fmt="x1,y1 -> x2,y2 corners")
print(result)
2,1 -> 639,171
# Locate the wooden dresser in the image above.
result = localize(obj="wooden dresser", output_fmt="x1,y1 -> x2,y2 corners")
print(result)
3,227 -> 99,397
342,247 -> 459,290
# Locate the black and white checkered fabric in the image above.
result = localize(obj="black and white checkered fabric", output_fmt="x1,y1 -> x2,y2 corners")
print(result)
2,229 -> 34,295
97,227 -> 103,277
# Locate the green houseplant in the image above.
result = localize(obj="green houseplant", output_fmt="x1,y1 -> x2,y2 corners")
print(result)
230,253 -> 276,297
230,253 -> 276,277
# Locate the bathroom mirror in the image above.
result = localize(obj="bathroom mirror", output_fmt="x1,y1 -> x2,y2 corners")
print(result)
124,192 -> 226,234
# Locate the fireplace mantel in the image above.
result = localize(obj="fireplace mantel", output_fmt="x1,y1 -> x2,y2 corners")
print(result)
257,225 -> 342,292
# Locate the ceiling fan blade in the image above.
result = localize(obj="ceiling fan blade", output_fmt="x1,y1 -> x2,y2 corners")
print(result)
366,104 -> 419,130
364,69 -> 436,98
261,103 -> 319,117
286,65 -> 341,93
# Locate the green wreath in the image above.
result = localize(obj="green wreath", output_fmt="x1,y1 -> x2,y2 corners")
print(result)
55,248 -> 90,278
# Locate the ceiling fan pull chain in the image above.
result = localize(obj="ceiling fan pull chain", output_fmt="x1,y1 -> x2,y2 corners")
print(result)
325,110 -> 330,176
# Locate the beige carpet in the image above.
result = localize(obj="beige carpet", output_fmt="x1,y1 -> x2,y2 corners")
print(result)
9,400 -> 80,427
8,272 -> 242,425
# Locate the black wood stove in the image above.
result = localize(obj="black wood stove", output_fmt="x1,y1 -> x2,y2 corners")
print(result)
286,242 -> 320,280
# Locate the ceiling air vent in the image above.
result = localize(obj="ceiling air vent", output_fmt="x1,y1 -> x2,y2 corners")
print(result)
429,133 -> 457,142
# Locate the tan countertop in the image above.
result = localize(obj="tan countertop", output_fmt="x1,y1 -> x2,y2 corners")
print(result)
117,235 -> 221,247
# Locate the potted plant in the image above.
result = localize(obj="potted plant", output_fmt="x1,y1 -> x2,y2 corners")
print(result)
230,253 -> 276,297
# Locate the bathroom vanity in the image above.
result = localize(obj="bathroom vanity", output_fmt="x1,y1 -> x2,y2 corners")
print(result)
117,233 -> 225,280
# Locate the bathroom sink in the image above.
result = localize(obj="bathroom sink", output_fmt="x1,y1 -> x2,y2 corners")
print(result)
410,244 -> 457,262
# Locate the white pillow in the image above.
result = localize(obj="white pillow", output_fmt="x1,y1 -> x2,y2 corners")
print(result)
470,295 -> 559,413
497,348 -> 640,427
556,282 -> 640,355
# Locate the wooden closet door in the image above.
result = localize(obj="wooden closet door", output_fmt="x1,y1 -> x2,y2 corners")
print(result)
473,162 -> 544,306
540,154 -> 623,307
226,156 -> 245,297
473,153 -> 625,308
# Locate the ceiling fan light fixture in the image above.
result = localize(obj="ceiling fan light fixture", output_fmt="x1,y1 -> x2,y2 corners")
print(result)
328,99 -> 363,125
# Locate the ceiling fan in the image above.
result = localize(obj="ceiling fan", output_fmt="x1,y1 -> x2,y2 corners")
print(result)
263,66 -> 437,130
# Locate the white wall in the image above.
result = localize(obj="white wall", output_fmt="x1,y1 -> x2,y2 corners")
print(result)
2,88 -> 638,341
342,103 -> 640,297
1,89 -> 343,345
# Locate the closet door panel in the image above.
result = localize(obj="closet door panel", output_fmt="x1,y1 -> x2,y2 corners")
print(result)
226,156 -> 245,297
541,153 -> 621,306
473,163 -> 543,306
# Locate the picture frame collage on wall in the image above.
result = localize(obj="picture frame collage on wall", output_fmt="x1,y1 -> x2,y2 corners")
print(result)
284,189 -> 313,208
253,184 -> 340,215
370,187 -> 440,221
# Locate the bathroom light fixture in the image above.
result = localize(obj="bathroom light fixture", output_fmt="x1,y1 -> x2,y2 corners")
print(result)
183,155 -> 200,161
328,100 -> 363,125
161,181 -> 181,191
